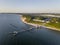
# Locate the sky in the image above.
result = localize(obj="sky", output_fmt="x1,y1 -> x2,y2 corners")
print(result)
0,0 -> 60,13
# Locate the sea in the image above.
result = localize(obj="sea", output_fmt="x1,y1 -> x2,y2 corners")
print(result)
0,14 -> 60,45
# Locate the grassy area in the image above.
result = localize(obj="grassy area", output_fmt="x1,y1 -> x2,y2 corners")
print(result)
45,22 -> 60,29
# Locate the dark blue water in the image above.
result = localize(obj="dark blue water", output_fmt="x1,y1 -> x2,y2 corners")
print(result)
0,14 -> 60,45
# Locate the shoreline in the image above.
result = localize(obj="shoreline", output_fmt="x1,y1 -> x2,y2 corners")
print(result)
21,15 -> 60,31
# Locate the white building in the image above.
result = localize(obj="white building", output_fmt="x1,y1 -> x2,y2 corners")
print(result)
33,19 -> 50,23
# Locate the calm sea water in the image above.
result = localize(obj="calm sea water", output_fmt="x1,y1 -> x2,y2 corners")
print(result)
0,14 -> 60,45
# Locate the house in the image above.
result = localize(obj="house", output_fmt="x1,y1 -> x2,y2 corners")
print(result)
33,19 -> 45,22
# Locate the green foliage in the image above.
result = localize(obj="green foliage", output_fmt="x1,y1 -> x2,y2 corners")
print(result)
50,17 -> 58,22
46,22 -> 60,29
22,15 -> 60,29
33,16 -> 40,20
33,16 -> 46,20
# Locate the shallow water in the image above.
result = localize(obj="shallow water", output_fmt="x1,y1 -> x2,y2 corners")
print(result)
0,14 -> 60,45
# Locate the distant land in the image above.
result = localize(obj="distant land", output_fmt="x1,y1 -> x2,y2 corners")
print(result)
0,13 -> 60,15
